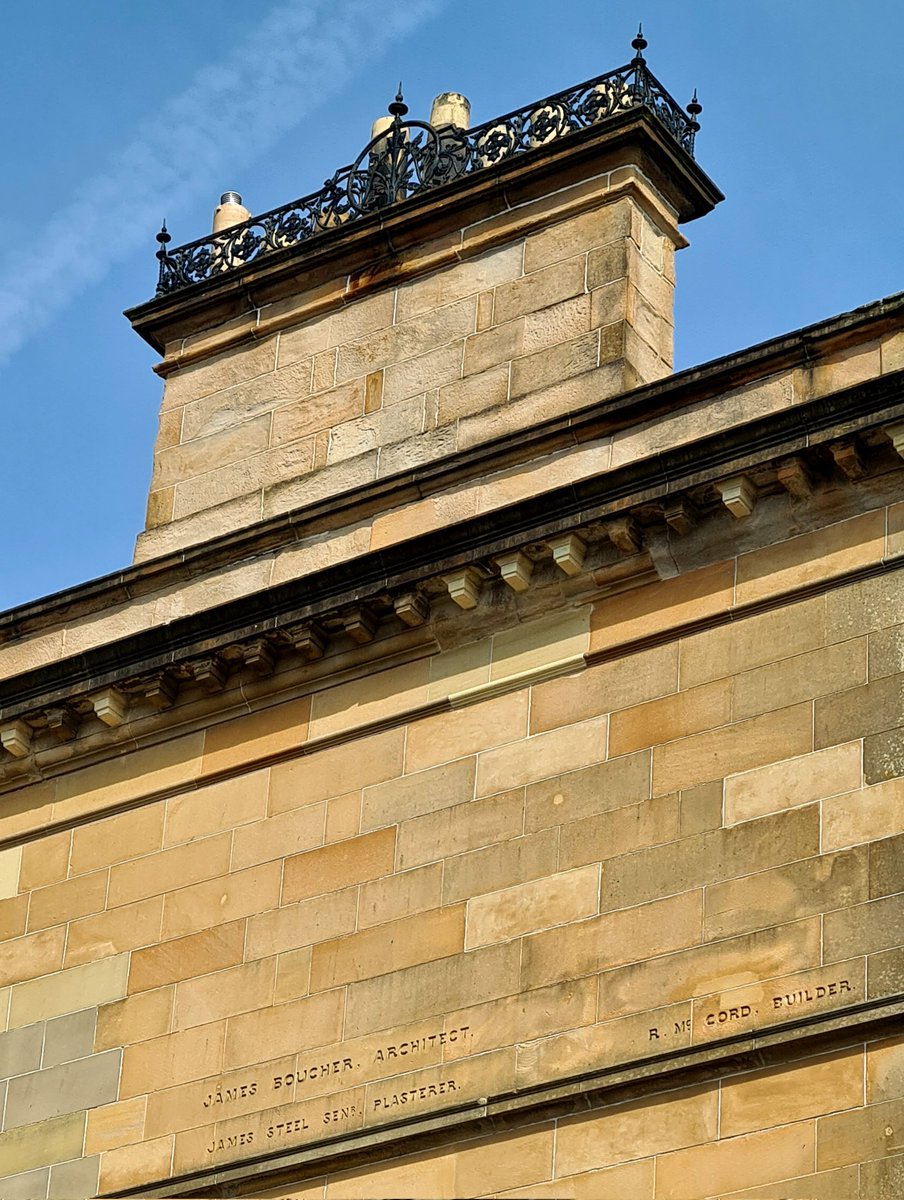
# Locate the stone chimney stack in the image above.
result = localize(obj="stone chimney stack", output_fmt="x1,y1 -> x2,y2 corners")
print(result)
128,40 -> 721,562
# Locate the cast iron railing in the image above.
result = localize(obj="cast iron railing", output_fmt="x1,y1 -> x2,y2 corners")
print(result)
154,30 -> 702,296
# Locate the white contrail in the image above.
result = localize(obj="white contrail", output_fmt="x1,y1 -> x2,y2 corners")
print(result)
0,0 -> 445,364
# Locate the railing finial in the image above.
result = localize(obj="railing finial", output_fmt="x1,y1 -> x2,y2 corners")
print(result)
686,88 -> 702,133
389,84 -> 408,121
631,23 -> 647,63
155,220 -> 173,295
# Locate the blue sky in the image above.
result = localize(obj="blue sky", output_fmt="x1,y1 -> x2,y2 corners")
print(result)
1,0 -> 901,611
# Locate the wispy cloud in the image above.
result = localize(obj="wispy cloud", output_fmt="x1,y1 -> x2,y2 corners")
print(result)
0,0 -> 444,364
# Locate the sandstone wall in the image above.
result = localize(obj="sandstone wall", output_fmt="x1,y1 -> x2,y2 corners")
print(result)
1,496 -> 902,1197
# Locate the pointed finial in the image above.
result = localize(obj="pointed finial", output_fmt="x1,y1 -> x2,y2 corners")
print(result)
631,23 -> 647,61
155,220 -> 171,252
686,88 -> 702,131
388,82 -> 408,119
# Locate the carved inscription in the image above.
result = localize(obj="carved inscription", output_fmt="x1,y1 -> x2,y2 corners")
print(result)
374,1027 -> 469,1061
372,1079 -> 458,1112
194,969 -> 862,1168
200,1026 -> 472,1119
273,1058 -> 354,1091
200,1026 -> 472,1160
772,979 -> 852,1009
647,1016 -> 690,1042
203,1082 -> 258,1108
698,976 -> 854,1032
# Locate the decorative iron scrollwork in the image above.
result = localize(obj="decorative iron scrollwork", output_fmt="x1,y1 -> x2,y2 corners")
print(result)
154,43 -> 702,297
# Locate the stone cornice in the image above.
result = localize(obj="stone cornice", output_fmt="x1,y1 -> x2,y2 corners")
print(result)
3,294 -> 902,645
1,371 -> 902,781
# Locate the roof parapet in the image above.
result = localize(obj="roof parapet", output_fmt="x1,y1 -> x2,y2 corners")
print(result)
152,31 -> 704,299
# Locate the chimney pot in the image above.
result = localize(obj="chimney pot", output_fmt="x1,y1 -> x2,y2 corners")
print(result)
430,92 -> 471,129
212,192 -> 251,233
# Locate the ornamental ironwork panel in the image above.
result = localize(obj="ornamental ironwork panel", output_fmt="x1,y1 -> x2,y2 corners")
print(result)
154,36 -> 702,297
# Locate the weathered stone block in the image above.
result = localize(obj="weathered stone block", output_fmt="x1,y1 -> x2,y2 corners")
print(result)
736,510 -> 886,605
120,1021 -> 226,1098
523,200 -> 632,274
326,393 -> 425,464
522,889 -> 702,990
270,378 -> 364,445
47,1154 -> 99,1200
732,637 -> 867,721
95,988 -> 173,1051
703,848 -> 867,940
493,257 -> 586,325
825,772 -> 902,849
65,897 -> 164,969
436,363 -> 509,422
466,864 -> 599,949
609,678 -> 732,757
0,1112 -> 86,1177
524,749 -> 651,833
510,330 -> 599,399
604,805 -> 819,913
726,741 -> 861,827
555,1084 -> 716,1176
443,828 -> 558,905
865,728 -> 904,784
590,561 -> 735,655
815,673 -> 904,749
655,1122 -> 815,1199
162,338 -> 276,410
817,1093 -> 904,1169
173,958 -> 276,1031
396,789 -> 525,871
599,918 -> 821,1020
128,922 -> 245,994
362,757 -> 476,831
395,243 -> 523,322
108,832 -> 232,908
245,889 -> 358,959
5,1048 -> 121,1130
230,806 -> 325,873
41,1008 -> 96,1069
27,870 -> 108,933
283,828 -> 396,904
70,805 -> 164,876
680,596 -> 826,689
652,703 -> 813,795
161,862 -> 280,940
344,942 -> 520,1038
223,990 -> 344,1070
382,341 -> 463,405
268,727 -> 405,813
477,715 -> 607,798
824,893 -> 904,962
0,1024 -> 44,1081
10,956 -> 128,1029
310,905 -> 464,990
335,297 -> 476,382
529,645 -> 677,735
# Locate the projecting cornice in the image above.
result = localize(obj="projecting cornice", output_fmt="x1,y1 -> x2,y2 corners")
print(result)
0,369 -> 902,789
8,290 -> 904,641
